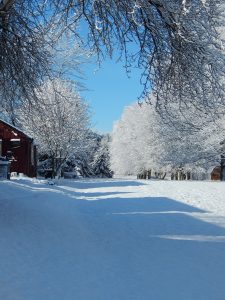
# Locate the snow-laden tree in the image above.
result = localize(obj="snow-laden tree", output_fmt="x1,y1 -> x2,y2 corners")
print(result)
110,102 -> 164,175
0,1 -> 51,108
0,22 -> 89,123
92,134 -> 113,178
195,117 -> 225,180
63,130 -> 101,177
110,106 -> 140,175
61,131 -> 113,178
1,0 -> 225,125
152,97 -> 225,176
153,119 -> 207,178
17,78 -> 90,177
163,117 -> 225,180
110,97 -> 225,178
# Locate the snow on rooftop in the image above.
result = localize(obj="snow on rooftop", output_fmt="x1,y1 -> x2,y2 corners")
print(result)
0,118 -> 33,139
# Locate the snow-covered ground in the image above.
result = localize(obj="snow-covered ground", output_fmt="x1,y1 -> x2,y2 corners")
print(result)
1,177 -> 225,299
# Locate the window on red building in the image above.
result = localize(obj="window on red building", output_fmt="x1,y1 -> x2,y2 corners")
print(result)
10,139 -> 21,149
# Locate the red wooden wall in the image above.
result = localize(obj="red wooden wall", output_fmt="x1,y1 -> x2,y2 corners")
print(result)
0,120 -> 37,177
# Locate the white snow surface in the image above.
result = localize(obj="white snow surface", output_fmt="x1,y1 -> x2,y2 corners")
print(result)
1,177 -> 225,299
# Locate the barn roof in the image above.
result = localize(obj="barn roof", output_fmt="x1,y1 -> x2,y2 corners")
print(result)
0,119 -> 33,140
211,166 -> 221,172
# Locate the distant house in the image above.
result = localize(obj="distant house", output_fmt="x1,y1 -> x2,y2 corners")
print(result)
0,119 -> 37,177
211,166 -> 221,181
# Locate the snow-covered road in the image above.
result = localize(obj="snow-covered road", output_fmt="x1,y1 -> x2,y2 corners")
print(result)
1,178 -> 225,300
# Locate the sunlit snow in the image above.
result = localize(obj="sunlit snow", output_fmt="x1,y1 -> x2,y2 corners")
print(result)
1,177 -> 225,299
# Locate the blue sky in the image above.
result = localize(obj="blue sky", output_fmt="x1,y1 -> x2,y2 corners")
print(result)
81,58 -> 143,134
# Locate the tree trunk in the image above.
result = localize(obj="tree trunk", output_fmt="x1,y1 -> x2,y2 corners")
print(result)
52,157 -> 56,179
147,170 -> 151,179
220,155 -> 225,181
162,172 -> 166,180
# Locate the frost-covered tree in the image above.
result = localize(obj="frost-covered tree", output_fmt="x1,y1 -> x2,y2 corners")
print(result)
154,120 -> 206,174
92,134 -> 113,178
110,97 -> 225,178
61,131 -> 113,178
17,78 -> 90,177
110,106 -> 139,175
195,117 -> 225,180
110,102 -> 163,175
64,130 -> 101,177
1,0 -> 225,125
152,99 -> 225,177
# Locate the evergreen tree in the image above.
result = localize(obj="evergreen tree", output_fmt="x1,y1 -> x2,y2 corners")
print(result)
92,135 -> 113,178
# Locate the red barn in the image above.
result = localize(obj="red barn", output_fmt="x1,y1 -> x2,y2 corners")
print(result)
211,166 -> 221,181
0,119 -> 37,177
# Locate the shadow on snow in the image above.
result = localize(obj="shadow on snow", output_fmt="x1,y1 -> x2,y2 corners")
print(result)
0,179 -> 225,300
